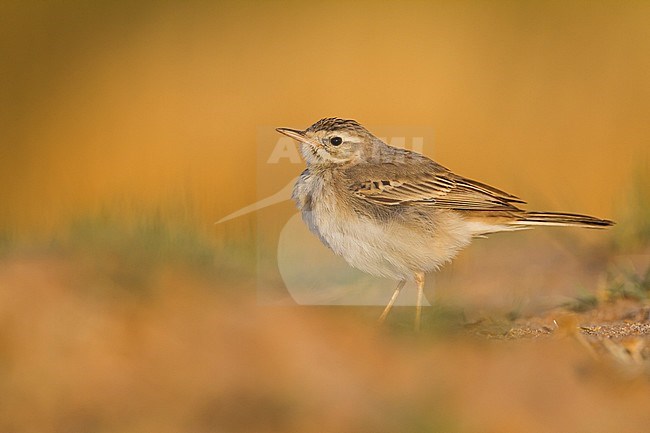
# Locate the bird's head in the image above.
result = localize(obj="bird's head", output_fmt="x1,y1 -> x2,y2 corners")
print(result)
276,118 -> 377,166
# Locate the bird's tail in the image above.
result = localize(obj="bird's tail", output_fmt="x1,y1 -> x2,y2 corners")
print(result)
513,211 -> 614,229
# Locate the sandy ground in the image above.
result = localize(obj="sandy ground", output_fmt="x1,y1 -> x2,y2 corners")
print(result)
0,251 -> 649,433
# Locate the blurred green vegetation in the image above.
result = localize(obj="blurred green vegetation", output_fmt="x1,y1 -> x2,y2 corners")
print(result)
606,265 -> 650,302
563,292 -> 599,313
614,166 -> 650,251
0,207 -> 257,297
563,264 -> 650,314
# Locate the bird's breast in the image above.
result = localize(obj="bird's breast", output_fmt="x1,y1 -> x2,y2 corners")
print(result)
291,169 -> 473,280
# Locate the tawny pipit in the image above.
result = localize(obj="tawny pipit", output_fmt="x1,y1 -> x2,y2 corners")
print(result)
276,118 -> 613,330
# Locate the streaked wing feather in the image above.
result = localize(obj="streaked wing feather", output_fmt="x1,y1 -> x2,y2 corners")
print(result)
350,161 -> 525,212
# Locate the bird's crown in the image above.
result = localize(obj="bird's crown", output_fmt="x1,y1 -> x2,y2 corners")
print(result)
307,117 -> 370,135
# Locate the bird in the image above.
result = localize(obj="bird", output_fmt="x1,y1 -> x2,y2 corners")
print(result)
276,118 -> 614,330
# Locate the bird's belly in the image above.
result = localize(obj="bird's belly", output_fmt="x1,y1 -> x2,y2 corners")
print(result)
304,204 -> 472,281
311,211 -> 407,279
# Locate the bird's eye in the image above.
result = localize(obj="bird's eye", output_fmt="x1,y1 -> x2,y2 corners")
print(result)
329,136 -> 342,146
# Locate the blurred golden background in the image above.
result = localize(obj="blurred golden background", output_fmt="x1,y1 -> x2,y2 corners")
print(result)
2,1 -> 648,235
1,1 -> 650,432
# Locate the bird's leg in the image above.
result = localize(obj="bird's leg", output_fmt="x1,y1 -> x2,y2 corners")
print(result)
378,279 -> 406,324
414,272 -> 425,331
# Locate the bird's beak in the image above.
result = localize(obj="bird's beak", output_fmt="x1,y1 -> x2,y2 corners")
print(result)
276,127 -> 308,143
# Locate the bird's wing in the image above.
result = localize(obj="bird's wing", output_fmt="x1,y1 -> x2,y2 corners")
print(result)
348,160 -> 525,212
